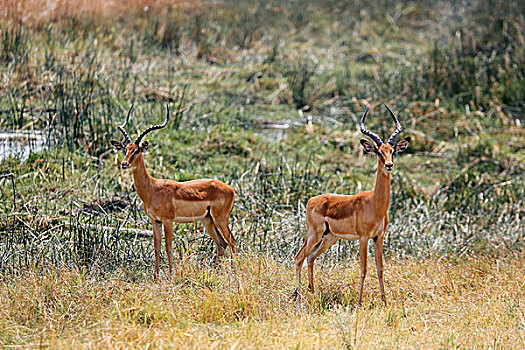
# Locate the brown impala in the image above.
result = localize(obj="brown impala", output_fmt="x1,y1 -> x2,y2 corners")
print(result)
295,104 -> 410,306
111,105 -> 236,279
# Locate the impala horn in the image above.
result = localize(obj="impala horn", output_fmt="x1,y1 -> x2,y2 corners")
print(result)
384,104 -> 402,145
134,104 -> 170,145
360,106 -> 383,146
118,105 -> 133,144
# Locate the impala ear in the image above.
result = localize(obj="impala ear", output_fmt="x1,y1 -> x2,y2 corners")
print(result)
395,137 -> 411,153
110,139 -> 125,151
140,141 -> 149,152
360,139 -> 379,155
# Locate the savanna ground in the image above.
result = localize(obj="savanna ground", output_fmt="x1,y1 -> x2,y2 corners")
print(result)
0,0 -> 524,348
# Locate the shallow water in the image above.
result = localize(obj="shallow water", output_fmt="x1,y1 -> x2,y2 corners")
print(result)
251,117 -> 302,142
254,123 -> 291,142
0,130 -> 49,162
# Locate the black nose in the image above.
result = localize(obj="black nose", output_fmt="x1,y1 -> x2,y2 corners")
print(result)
385,164 -> 393,171
121,162 -> 129,169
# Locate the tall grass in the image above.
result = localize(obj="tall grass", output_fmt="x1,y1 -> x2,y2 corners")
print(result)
0,22 -> 28,64
1,146 -> 522,276
420,1 -> 524,112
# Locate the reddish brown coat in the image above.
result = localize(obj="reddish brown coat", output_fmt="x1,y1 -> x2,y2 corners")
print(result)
119,143 -> 236,278
295,137 -> 411,307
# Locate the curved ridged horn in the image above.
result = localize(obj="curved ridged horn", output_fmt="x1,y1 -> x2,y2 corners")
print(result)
384,104 -> 402,145
360,106 -> 383,146
134,104 -> 170,145
117,105 -> 133,144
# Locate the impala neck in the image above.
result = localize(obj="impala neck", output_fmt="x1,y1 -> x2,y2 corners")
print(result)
131,154 -> 155,206
371,158 -> 391,215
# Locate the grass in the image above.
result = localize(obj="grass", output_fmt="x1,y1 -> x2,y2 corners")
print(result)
1,254 -> 524,348
0,0 -> 524,348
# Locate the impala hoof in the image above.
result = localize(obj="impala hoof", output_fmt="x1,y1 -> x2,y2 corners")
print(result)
292,289 -> 301,301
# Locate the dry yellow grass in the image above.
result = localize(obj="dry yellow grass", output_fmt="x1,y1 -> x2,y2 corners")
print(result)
1,253 -> 524,349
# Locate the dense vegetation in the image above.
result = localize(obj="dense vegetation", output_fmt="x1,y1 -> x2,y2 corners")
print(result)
0,0 -> 523,348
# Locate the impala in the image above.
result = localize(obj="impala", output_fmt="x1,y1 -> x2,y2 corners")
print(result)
295,104 -> 410,306
111,105 -> 236,279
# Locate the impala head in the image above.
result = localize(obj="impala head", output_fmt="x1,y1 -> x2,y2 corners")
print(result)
360,104 -> 411,173
110,104 -> 170,170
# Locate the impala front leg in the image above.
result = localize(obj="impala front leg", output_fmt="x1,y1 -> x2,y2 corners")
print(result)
374,234 -> 387,306
152,220 -> 163,280
163,220 -> 174,276
357,237 -> 368,307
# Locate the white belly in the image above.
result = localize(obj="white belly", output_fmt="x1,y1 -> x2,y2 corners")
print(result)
333,233 -> 360,240
173,214 -> 207,223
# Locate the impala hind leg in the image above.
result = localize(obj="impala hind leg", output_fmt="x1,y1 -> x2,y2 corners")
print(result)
357,237 -> 369,307
373,235 -> 387,306
307,232 -> 338,293
294,224 -> 324,293
163,220 -> 174,276
210,203 -> 236,254
213,218 -> 236,255
202,218 -> 227,264
152,220 -> 163,280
